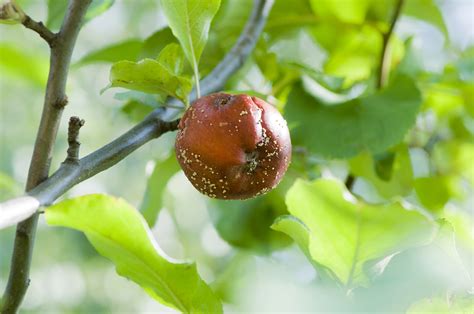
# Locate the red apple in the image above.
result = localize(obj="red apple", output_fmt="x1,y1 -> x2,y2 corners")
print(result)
175,93 -> 291,199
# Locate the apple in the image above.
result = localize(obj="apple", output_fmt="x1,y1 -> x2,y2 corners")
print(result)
175,93 -> 291,199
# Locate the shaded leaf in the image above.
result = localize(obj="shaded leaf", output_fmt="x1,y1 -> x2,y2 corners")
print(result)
46,0 -> 67,30
206,166 -> 303,253
139,28 -> 177,60
0,172 -> 21,201
269,28 -> 327,73
207,189 -> 291,254
266,0 -> 315,35
0,43 -> 48,86
285,76 -> 421,158
433,141 -> 474,186
120,100 -> 155,122
47,0 -> 114,31
200,0 -> 252,74
349,145 -> 414,198
84,0 -> 115,23
310,0 -> 370,24
414,176 -> 460,212
141,154 -> 181,227
74,39 -> 143,67
46,194 -> 222,313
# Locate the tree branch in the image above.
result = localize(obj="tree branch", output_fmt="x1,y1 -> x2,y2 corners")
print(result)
1,1 -> 92,313
0,0 -> 274,226
65,116 -> 85,163
377,0 -> 405,89
21,14 -> 56,46
346,0 -> 405,192
0,1 -> 56,45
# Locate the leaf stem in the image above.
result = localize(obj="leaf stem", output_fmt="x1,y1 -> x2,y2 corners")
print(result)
193,58 -> 201,99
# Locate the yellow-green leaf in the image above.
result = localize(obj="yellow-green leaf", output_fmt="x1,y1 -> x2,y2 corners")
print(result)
46,194 -> 222,313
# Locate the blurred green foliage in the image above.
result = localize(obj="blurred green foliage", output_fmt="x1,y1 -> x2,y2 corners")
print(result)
1,0 -> 473,312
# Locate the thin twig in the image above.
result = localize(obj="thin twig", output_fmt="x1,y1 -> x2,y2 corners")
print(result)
65,116 -> 85,163
21,15 -> 56,46
377,0 -> 405,89
1,1 -> 92,313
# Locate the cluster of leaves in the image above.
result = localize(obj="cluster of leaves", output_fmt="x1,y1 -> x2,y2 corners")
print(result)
1,0 -> 472,312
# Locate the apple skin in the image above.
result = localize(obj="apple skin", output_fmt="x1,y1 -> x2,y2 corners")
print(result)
175,93 -> 291,200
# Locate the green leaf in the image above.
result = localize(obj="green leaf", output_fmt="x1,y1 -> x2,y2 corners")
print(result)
270,28 -> 327,73
160,0 -> 221,88
406,221 -> 472,313
206,165 -> 304,253
443,207 -> 474,252
207,188 -> 291,254
301,74 -> 365,105
271,215 -> 311,259
276,179 -> 435,287
407,294 -> 474,314
404,0 -> 449,40
120,100 -> 155,122
414,176 -> 460,212
46,0 -> 67,30
47,0 -> 115,31
285,76 -> 422,158
84,0 -> 115,22
457,47 -> 474,83
433,141 -> 474,186
323,25 -> 383,85
349,145 -> 414,199
140,154 -> 181,227
200,0 -> 252,74
157,43 -> 186,75
106,57 -> 192,104
266,0 -> 315,35
45,194 -> 222,313
0,172 -> 20,200
310,0 -> 370,24
0,43 -> 48,87
74,39 -> 143,67
271,215 -> 337,281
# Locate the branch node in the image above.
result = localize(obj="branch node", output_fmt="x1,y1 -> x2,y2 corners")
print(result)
21,13 -> 57,46
53,95 -> 68,109
156,119 -> 180,137
65,116 -> 85,163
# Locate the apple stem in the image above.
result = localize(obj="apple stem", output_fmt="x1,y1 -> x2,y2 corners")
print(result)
193,61 -> 201,100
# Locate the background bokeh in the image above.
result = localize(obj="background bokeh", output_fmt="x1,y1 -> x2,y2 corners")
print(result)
1,0 -> 473,313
